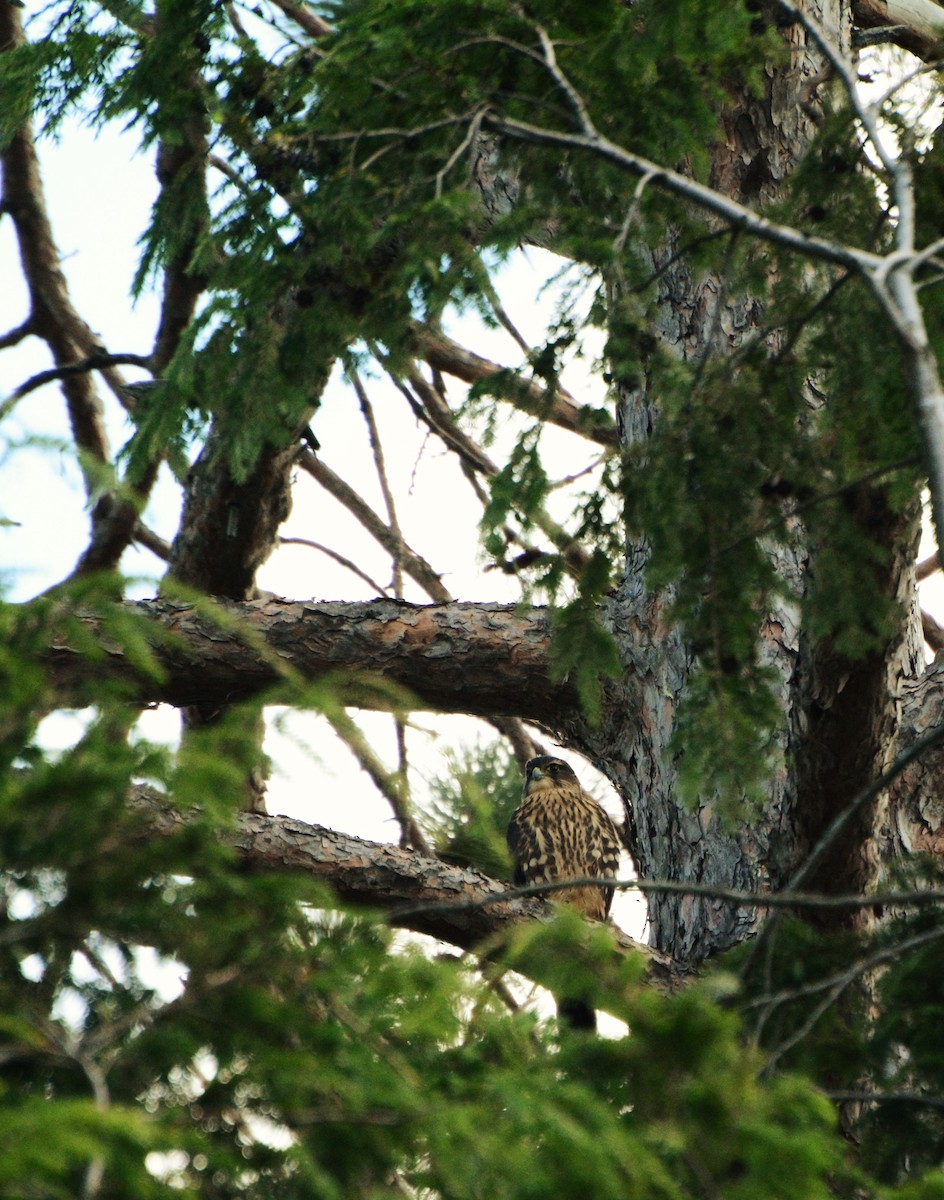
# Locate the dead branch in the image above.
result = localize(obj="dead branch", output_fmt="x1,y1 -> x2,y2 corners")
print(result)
413,324 -> 618,447
298,450 -> 453,602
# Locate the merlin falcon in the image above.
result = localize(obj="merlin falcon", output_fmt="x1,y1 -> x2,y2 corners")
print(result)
507,755 -> 622,1027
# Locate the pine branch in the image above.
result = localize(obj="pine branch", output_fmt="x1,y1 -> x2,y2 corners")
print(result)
43,596 -> 578,727
131,786 -> 676,984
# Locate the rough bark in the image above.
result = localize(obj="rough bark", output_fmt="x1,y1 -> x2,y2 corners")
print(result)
884,657 -> 944,868
45,597 -> 582,726
132,785 -> 676,979
580,5 -> 926,961
793,494 -> 923,917
168,431 -> 300,600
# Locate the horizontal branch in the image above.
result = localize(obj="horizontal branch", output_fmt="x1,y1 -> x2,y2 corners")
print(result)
135,787 -> 678,987
394,872 -> 944,918
485,116 -> 883,275
44,596 -> 577,724
8,353 -> 152,403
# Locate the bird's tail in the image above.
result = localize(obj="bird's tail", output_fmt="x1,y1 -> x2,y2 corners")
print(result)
557,997 -> 596,1031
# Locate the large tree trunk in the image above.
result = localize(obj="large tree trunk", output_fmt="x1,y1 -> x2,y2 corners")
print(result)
576,4 -> 923,960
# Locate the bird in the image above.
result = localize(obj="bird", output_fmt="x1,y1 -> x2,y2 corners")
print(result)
507,755 -> 622,1029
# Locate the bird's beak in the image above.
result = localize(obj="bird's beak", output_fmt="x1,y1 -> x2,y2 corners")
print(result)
530,766 -> 543,781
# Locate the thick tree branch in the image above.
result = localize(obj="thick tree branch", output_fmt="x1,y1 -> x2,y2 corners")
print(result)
0,3 -> 163,580
45,597 -> 578,725
852,0 -> 944,59
0,4 -> 112,476
134,786 -> 676,986
148,11 -> 212,373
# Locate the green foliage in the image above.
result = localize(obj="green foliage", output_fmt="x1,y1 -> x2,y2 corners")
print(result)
551,550 -> 622,725
422,741 -> 521,878
9,3 -> 944,1195
4,587 -> 944,1198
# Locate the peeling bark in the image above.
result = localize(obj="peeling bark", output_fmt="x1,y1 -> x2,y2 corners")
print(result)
45,597 -> 580,726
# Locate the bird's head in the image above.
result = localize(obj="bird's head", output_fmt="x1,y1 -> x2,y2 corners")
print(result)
524,755 -> 579,795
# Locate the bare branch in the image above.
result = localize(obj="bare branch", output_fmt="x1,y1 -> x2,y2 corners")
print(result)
916,550 -> 941,580
485,112 -> 883,274
4,352 -> 152,407
267,0 -> 334,39
532,22 -> 597,137
436,107 -> 488,199
298,450 -> 453,602
396,366 -> 591,577
852,0 -> 944,60
922,607 -> 944,652
350,364 -> 407,596
0,316 -> 34,350
328,708 -> 431,853
132,522 -> 172,563
0,4 -> 113,476
412,324 -> 618,446
280,536 -> 391,595
826,1087 -> 944,1110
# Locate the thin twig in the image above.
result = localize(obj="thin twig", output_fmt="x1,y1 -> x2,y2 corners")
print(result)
435,107 -> 487,199
297,449 -> 452,602
328,709 -> 432,854
825,1088 -> 944,1111
5,353 -> 152,407
280,536 -> 390,595
388,871 -> 944,924
349,363 -> 405,596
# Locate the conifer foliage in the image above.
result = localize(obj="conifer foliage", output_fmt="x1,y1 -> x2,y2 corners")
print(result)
5,0 -> 944,1196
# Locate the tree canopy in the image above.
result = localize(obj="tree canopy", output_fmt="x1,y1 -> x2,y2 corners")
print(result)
6,0 -> 944,1196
